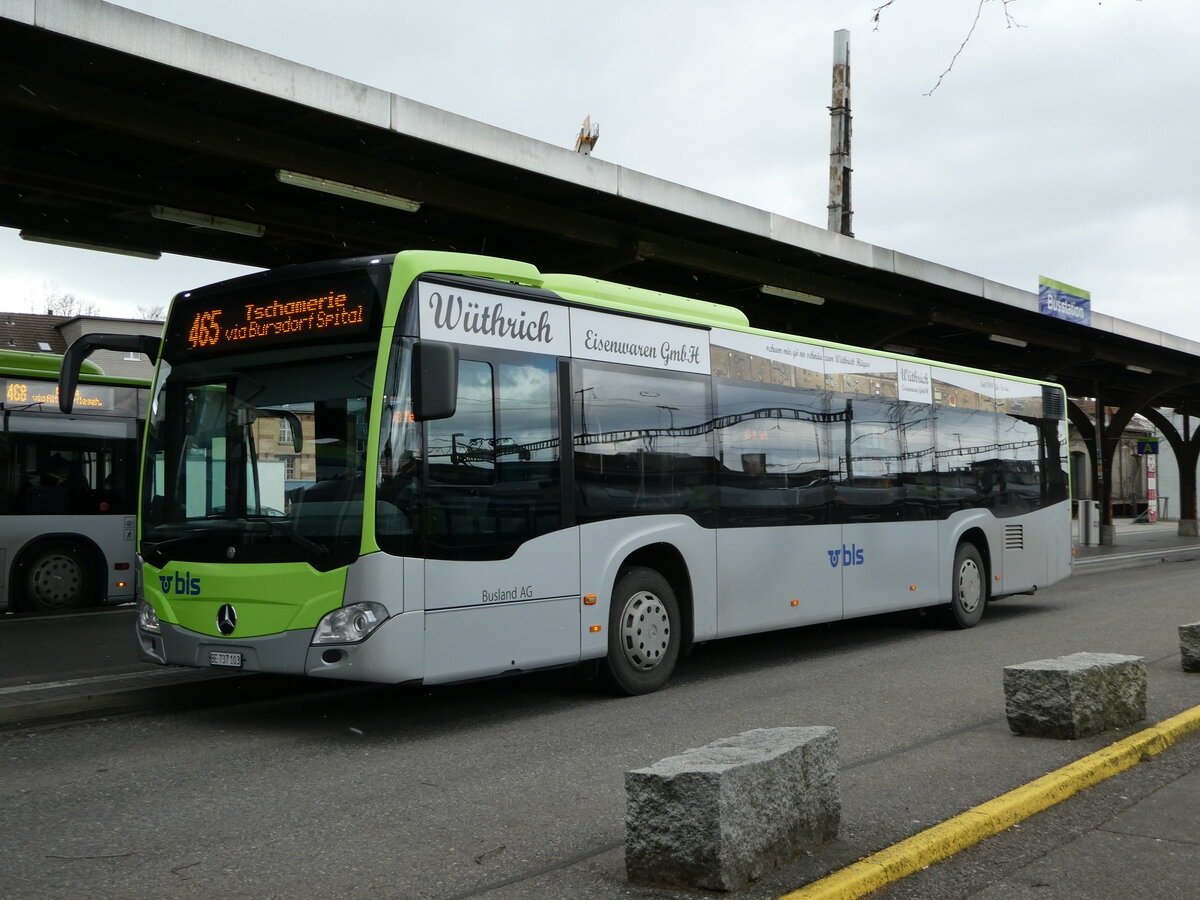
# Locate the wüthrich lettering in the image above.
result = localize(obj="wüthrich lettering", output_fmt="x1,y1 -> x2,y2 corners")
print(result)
426,291 -> 554,345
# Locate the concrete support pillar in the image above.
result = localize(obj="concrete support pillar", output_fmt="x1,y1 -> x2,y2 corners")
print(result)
1139,406 -> 1200,539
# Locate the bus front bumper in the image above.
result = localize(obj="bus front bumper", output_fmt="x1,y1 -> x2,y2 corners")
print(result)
137,610 -> 425,684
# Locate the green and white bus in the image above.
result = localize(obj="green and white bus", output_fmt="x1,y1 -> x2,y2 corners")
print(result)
61,251 -> 1072,693
1,349 -> 146,611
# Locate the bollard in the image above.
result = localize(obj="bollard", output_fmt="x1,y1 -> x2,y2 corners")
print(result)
1003,652 -> 1147,739
1180,622 -> 1200,673
625,726 -> 839,892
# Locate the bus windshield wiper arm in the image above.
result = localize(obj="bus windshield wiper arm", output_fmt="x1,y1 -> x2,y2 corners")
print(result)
142,532 -> 204,564
265,521 -> 330,558
145,535 -> 193,555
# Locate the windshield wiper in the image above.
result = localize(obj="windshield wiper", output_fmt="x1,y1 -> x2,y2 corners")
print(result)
264,520 -> 330,558
143,534 -> 195,560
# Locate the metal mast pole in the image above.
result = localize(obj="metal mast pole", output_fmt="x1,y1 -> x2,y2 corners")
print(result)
827,29 -> 853,236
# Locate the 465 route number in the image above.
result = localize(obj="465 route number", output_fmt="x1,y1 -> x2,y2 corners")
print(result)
188,310 -> 223,348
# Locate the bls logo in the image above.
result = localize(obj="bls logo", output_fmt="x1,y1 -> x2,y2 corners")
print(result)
158,572 -> 202,595
827,544 -> 865,568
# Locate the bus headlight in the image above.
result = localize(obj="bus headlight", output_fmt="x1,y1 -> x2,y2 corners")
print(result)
137,598 -> 161,634
312,602 -> 389,645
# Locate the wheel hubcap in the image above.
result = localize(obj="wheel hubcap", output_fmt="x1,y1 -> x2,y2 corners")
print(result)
618,591 -> 671,671
957,559 -> 982,614
30,554 -> 83,608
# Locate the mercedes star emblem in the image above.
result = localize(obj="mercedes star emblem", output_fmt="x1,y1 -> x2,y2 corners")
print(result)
216,604 -> 238,636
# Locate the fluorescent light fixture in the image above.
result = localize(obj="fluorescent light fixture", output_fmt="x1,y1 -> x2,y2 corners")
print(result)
1125,364 -> 1153,374
19,231 -> 161,260
988,333 -> 1027,348
151,205 -> 265,237
276,169 -> 421,212
760,284 -> 825,305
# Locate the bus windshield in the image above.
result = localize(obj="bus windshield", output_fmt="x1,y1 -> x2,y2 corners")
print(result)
142,260 -> 389,570
143,349 -> 376,570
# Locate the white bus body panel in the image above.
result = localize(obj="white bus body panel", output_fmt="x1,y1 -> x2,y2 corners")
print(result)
423,528 -> 580,682
423,597 -> 579,683
344,549 -> 409,612
842,520 -> 941,618
991,504 -> 1072,594
715,524 -> 843,637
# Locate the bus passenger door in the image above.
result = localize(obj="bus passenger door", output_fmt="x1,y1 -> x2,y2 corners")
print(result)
421,351 -> 580,683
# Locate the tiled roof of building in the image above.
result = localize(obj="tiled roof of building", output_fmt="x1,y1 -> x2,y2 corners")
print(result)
0,313 -> 70,354
1070,399 -> 1154,433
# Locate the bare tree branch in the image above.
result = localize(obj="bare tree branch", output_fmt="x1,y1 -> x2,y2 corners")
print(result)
871,0 -> 898,30
872,0 -> 1026,94
927,0 -> 987,95
43,288 -> 100,317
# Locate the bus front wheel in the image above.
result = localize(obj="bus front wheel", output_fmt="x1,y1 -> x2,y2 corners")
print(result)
945,542 -> 987,629
602,566 -> 680,695
18,541 -> 97,612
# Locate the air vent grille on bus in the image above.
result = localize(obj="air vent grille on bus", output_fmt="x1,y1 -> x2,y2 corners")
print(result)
1042,386 -> 1065,420
1004,524 -> 1025,550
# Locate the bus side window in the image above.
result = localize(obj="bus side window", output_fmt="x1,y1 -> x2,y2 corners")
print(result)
426,360 -> 495,487
572,361 -> 714,523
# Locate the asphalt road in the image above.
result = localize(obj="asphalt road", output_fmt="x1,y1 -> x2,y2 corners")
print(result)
0,606 -> 142,685
2,559 -> 1199,899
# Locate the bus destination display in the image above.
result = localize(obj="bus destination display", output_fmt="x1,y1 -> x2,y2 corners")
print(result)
3,379 -> 115,410
180,288 -> 370,355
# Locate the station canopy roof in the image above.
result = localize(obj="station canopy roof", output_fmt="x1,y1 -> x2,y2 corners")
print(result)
4,0 -> 1200,412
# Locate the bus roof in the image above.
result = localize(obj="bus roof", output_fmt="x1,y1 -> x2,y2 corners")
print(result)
389,250 -> 750,331
538,273 -> 750,330
0,348 -> 103,378
403,252 -> 1059,390
0,347 -> 147,387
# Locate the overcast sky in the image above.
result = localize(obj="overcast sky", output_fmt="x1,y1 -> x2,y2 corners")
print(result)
3,0 -> 1197,341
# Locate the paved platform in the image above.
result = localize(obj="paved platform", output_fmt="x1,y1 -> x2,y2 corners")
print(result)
1073,517 -> 1200,572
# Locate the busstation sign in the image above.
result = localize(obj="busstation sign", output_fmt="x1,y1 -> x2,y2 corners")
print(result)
1038,276 -> 1091,326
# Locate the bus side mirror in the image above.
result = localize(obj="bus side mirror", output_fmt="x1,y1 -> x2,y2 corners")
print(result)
60,333 -> 161,413
412,340 -> 458,421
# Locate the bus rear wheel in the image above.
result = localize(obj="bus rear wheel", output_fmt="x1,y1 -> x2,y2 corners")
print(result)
602,566 -> 680,696
944,542 -> 987,629
19,541 -> 97,612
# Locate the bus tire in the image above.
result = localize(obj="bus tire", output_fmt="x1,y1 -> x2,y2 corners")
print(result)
944,541 -> 987,629
17,540 -> 98,612
601,566 -> 680,695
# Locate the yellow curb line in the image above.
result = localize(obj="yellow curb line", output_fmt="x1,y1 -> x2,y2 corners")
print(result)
779,704 -> 1200,900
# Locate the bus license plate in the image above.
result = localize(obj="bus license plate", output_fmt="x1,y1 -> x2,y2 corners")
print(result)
209,651 -> 243,669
